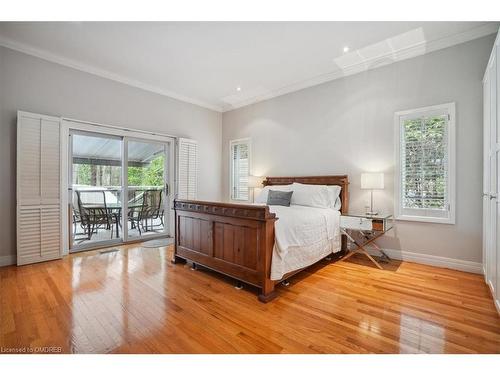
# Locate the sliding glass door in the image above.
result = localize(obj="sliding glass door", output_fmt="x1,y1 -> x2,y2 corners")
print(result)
68,129 -> 172,252
124,138 -> 170,241
70,131 -> 124,249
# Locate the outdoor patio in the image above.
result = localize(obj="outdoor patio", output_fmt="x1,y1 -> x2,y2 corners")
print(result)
70,132 -> 168,249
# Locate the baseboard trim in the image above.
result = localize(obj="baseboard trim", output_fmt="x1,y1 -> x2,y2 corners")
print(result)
0,255 -> 16,267
486,280 -> 500,315
373,248 -> 497,314
366,247 -> 483,274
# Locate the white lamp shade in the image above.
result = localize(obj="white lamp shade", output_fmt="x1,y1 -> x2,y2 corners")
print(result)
361,173 -> 384,190
248,175 -> 264,188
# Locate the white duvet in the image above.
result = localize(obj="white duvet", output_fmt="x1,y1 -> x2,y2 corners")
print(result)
268,205 -> 341,280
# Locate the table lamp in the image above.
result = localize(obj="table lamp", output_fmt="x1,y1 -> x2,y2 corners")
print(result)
248,175 -> 264,203
361,173 -> 384,215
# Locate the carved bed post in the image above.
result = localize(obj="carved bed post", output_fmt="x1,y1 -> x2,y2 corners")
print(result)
258,218 -> 277,302
171,208 -> 186,264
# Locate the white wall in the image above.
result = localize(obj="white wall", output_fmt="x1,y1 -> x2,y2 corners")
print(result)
0,46 -> 222,264
222,35 -> 496,264
1,34 -> 494,266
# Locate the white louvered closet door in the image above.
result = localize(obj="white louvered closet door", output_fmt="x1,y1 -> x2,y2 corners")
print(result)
177,138 -> 198,200
17,111 -> 62,265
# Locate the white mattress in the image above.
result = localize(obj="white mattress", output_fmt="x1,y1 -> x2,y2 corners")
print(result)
268,205 -> 341,280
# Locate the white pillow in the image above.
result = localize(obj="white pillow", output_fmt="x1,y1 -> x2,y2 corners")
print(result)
327,185 -> 342,210
290,183 -> 342,209
255,184 -> 292,204
333,196 -> 342,210
291,183 -> 332,208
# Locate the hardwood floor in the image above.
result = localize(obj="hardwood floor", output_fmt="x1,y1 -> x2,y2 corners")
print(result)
1,244 -> 499,354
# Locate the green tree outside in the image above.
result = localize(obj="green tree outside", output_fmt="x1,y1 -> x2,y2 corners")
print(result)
73,154 -> 164,187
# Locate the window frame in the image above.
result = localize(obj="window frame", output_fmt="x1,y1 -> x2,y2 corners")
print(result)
394,102 -> 456,224
229,138 -> 252,202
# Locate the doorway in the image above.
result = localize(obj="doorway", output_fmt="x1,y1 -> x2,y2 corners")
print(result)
70,131 -> 124,249
64,122 -> 174,253
124,138 -> 169,241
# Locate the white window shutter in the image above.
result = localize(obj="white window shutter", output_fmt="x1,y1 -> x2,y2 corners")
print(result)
17,111 -> 62,265
395,103 -> 456,224
230,139 -> 251,201
177,138 -> 198,200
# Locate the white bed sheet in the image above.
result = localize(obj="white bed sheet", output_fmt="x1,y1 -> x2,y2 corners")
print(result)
268,205 -> 341,280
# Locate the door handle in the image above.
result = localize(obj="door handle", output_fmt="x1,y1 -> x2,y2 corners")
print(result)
165,183 -> 169,196
490,194 -> 497,200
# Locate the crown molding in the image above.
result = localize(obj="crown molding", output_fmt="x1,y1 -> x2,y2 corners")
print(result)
0,35 -> 223,112
1,23 -> 497,114
483,27 -> 500,82
222,23 -> 499,112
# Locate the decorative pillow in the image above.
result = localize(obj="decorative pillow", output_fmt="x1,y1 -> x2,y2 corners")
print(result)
267,190 -> 293,206
291,183 -> 332,208
255,184 -> 292,204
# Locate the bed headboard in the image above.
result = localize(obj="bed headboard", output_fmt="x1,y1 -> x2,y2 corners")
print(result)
262,175 -> 349,214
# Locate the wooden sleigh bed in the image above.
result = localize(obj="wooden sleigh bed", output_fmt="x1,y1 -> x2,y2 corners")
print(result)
172,175 -> 349,302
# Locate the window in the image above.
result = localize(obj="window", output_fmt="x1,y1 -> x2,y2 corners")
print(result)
230,138 -> 251,201
395,103 -> 455,224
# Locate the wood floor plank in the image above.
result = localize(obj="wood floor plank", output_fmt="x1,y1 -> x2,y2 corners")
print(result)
0,244 -> 499,354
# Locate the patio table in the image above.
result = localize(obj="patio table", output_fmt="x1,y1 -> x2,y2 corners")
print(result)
81,203 -> 143,238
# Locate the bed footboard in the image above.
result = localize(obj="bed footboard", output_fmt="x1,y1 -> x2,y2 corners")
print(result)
173,200 -> 278,302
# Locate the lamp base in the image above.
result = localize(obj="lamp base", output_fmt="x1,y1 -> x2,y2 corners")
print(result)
365,211 -> 379,216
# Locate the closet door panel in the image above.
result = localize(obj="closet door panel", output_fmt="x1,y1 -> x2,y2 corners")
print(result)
17,207 -> 42,265
483,69 -> 491,272
17,111 -> 62,265
483,31 -> 500,312
490,53 -> 498,294
497,45 -> 500,303
40,118 -> 61,204
40,206 -> 62,259
18,116 -> 41,205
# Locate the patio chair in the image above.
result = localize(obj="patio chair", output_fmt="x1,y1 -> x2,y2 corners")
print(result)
127,190 -> 146,234
72,191 -> 88,242
127,189 -> 163,234
143,189 -> 163,231
76,190 -> 120,240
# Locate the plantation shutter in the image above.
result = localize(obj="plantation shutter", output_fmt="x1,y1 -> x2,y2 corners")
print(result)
177,138 -> 198,200
17,111 -> 62,265
397,104 -> 455,222
230,140 -> 250,201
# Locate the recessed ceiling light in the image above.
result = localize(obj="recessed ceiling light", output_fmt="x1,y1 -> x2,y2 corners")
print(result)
236,87 -> 242,91
343,46 -> 350,53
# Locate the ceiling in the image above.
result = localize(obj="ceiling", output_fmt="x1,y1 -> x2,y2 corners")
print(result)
0,22 -> 498,112
72,133 -> 164,164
